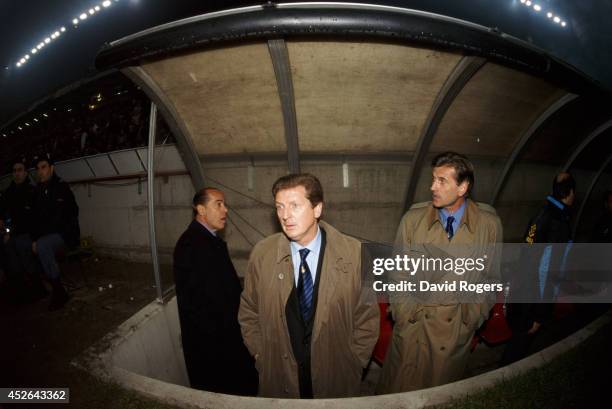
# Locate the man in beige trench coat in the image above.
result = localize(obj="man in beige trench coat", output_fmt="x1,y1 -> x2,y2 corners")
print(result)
239,173 -> 379,398
377,152 -> 502,393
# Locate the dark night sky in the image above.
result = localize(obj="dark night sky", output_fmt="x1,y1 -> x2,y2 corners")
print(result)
1,0 -> 612,127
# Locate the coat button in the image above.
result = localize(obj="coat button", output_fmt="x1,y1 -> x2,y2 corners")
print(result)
440,346 -> 446,351
425,314 -> 430,319
278,273 -> 284,279
283,353 -> 288,359
447,318 -> 452,322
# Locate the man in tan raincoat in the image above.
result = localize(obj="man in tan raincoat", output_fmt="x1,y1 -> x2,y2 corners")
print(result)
239,173 -> 379,398
377,152 -> 502,393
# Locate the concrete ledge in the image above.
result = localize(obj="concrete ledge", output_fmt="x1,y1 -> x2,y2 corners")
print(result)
74,302 -> 612,409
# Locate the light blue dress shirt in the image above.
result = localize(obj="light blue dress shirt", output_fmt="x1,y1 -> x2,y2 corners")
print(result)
290,226 -> 322,287
438,198 -> 467,238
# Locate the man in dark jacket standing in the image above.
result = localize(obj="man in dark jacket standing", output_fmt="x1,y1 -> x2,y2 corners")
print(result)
502,172 -> 575,365
173,187 -> 257,395
0,159 -> 45,302
31,154 -> 80,311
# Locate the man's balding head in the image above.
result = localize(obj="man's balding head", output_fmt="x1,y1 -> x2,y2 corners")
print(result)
553,172 -> 576,206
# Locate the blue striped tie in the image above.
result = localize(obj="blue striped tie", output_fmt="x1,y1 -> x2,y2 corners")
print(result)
298,248 -> 314,322
446,216 -> 455,240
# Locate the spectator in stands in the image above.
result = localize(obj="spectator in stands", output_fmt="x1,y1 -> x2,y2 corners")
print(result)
31,154 -> 80,311
0,158 -> 46,303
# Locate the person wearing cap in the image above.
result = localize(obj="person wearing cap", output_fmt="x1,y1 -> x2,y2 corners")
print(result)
31,154 -> 80,311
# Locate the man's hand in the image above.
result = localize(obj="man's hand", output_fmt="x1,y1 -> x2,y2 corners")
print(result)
527,321 -> 541,335
32,241 -> 37,254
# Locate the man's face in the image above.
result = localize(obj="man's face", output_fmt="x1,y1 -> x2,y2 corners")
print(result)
431,165 -> 468,209
196,189 -> 228,231
36,161 -> 54,183
275,186 -> 322,246
12,163 -> 26,184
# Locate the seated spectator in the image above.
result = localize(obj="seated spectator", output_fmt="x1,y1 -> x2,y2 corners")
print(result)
31,154 -> 80,311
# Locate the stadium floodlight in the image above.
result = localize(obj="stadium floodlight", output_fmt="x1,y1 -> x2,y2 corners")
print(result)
54,31 -> 60,37
32,49 -> 37,54
553,16 -> 561,23
80,13 -> 88,20
533,4 -> 541,11
89,8 -> 95,15
561,21 -> 566,27
43,113 -> 48,117
73,18 -> 79,24
18,126 -> 23,130
547,12 -> 553,18
95,5 -> 100,11
51,33 -> 56,39
103,0 -> 111,7
61,27 -> 66,32
25,122 -> 30,126
16,62 -> 21,67
525,1 -> 532,6
520,0 -> 526,3
24,55 -> 29,60
34,118 -> 39,122
20,58 -> 26,63
44,37 -> 51,43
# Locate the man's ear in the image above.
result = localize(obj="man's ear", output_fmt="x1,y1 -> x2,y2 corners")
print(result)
195,204 -> 206,217
458,181 -> 469,197
314,202 -> 323,219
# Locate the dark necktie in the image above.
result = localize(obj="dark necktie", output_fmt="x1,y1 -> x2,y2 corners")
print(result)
446,216 -> 455,240
297,248 -> 314,322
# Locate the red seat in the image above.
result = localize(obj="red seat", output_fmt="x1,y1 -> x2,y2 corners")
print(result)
372,303 -> 393,364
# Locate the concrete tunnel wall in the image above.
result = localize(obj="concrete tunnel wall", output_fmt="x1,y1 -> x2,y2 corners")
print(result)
72,152 -> 610,276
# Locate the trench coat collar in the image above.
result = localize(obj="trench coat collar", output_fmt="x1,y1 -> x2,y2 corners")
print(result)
426,198 -> 479,234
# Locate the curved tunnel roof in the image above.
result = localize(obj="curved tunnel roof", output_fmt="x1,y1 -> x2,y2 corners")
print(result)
93,2 -> 612,242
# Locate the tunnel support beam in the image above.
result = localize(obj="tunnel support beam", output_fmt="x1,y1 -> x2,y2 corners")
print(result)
268,39 -> 300,173
146,102 -> 163,303
121,67 -> 206,190
573,154 -> 612,238
402,56 -> 486,213
562,118 -> 612,172
490,93 -> 578,206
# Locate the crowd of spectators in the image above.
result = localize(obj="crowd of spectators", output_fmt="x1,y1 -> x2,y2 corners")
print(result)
0,86 -> 173,175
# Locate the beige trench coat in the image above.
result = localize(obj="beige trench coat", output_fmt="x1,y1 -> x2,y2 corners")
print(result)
377,200 -> 502,393
239,220 -> 379,398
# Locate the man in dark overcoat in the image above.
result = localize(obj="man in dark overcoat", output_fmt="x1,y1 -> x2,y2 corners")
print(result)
173,187 -> 257,395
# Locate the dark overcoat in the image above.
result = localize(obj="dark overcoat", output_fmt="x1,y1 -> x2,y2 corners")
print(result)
173,220 -> 257,395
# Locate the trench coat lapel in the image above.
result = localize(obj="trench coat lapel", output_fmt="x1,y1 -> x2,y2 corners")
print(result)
312,222 -> 346,341
276,235 -> 297,312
